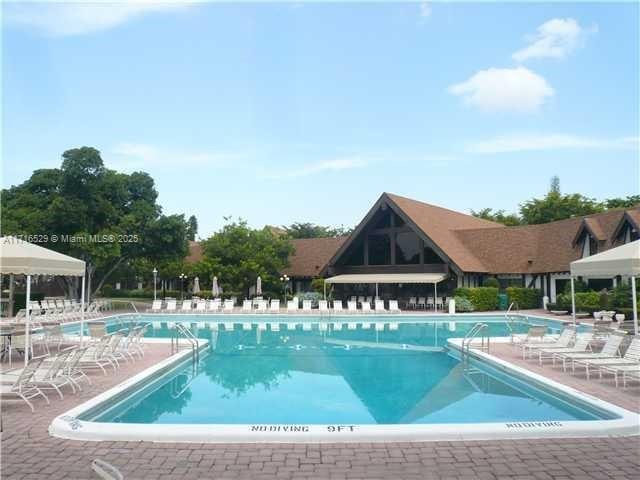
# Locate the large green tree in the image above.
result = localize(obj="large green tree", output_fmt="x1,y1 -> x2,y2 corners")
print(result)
469,208 -> 522,226
200,218 -> 293,297
283,222 -> 352,239
1,147 -> 189,298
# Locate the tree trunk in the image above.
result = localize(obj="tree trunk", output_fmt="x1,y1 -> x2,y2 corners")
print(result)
93,257 -> 126,296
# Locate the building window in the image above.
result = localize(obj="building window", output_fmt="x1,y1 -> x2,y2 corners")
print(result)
369,234 -> 391,265
344,241 -> 364,266
424,246 -> 444,264
395,231 -> 420,264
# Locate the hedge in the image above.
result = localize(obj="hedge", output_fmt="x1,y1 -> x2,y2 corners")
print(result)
506,287 -> 541,309
453,287 -> 499,311
452,296 -> 474,312
555,292 -> 601,312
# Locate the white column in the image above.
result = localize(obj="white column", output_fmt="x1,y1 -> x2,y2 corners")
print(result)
375,283 -> 378,299
434,282 -> 438,313
570,276 -> 576,325
632,276 -> 638,336
323,281 -> 327,301
24,275 -> 31,367
80,273 -> 86,347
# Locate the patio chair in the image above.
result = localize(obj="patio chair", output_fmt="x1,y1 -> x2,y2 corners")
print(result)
536,332 -> 594,365
407,297 -> 417,309
417,297 -> 426,309
287,300 -> 298,313
223,300 -> 234,312
511,325 -> 547,345
574,337 -> 640,380
207,299 -> 221,312
435,297 -> 444,309
302,300 -> 312,312
196,300 -> 206,313
61,346 -> 92,390
388,300 -> 400,313
181,300 -> 193,313
374,299 -> 385,312
242,300 -> 253,312
597,364 -> 640,388
426,297 -> 434,309
270,299 -> 280,313
558,331 -> 626,372
256,300 -> 267,313
332,300 -> 343,313
88,322 -> 107,345
3,348 -> 76,399
347,301 -> 358,313
149,300 -> 162,312
44,324 -> 65,353
519,327 -> 575,359
165,299 -> 177,312
318,300 -> 329,313
361,302 -> 371,313
0,356 -> 49,412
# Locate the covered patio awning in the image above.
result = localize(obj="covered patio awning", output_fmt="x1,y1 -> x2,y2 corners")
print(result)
325,273 -> 447,284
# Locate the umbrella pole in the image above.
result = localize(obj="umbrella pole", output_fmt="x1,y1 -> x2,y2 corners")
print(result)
25,275 -> 31,367
570,276 -> 576,325
632,276 -> 638,336
80,273 -> 86,347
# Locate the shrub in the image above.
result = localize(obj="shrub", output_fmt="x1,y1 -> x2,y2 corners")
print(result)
506,287 -> 541,309
453,287 -> 498,311
556,291 -> 600,312
452,296 -> 474,312
310,278 -> 326,294
563,278 -> 589,294
483,277 -> 500,288
299,291 -> 323,307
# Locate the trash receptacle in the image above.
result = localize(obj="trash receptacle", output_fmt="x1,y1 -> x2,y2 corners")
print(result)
498,293 -> 509,311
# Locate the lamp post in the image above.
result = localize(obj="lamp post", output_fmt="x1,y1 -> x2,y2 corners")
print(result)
280,274 -> 290,301
152,268 -> 158,301
179,273 -> 187,300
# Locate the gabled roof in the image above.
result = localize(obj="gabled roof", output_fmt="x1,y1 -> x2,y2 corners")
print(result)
611,210 -> 640,240
282,237 -> 348,278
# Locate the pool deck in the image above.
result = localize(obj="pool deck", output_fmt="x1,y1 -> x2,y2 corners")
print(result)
2,340 -> 639,479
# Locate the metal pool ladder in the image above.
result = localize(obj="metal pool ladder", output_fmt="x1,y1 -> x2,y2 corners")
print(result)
171,323 -> 199,365
461,322 -> 489,363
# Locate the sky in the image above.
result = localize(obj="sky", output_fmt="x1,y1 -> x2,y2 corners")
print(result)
2,1 -> 639,237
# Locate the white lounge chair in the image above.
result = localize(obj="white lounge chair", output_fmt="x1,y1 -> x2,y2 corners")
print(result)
332,300 -> 343,313
374,300 -> 385,312
270,299 -> 280,313
242,300 -> 253,313
150,300 -> 162,312
417,297 -> 426,309
407,297 -> 417,310
223,300 -> 234,312
181,300 -> 193,313
519,327 -> 575,359
388,300 -> 400,313
302,300 -> 312,312
208,299 -> 221,312
599,364 -> 640,388
0,356 -> 49,412
361,302 -> 371,313
165,299 -> 177,312
511,325 -> 547,345
318,300 -> 329,313
347,301 -> 357,313
287,300 -> 298,313
537,332 -> 593,365
196,300 -> 206,313
426,297 -> 434,309
574,337 -> 640,380
3,348 -> 76,399
256,300 -> 267,313
556,332 -> 626,372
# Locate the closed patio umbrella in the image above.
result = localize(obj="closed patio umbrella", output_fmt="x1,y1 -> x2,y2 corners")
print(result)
193,276 -> 200,294
211,276 -> 220,297
256,276 -> 262,296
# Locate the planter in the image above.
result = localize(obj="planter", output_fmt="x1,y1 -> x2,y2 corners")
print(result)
615,314 -> 625,322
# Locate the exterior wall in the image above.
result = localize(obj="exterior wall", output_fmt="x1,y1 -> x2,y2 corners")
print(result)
550,272 -> 571,303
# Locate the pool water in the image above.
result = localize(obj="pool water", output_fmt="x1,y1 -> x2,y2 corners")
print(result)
81,317 -> 611,426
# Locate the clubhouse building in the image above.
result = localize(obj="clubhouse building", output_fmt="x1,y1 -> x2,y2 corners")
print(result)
280,193 -> 640,305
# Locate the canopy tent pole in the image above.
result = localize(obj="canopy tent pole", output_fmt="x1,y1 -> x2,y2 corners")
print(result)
25,274 -> 31,367
434,282 -> 438,313
570,276 -> 576,325
632,276 -> 638,336
323,281 -> 327,301
375,283 -> 378,299
80,272 -> 86,347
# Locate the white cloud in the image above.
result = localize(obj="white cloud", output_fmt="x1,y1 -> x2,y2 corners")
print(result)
111,142 -> 244,169
448,67 -> 554,113
3,1 -> 196,37
266,157 -> 367,179
513,18 -> 597,62
466,134 -> 639,154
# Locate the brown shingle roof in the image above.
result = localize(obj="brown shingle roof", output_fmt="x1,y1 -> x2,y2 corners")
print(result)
282,237 -> 348,278
385,193 -> 504,272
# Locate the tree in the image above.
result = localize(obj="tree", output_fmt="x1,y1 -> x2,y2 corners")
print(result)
604,195 -> 640,209
519,177 -> 604,224
201,218 -> 293,297
1,147 -> 189,299
470,208 -> 522,226
284,222 -> 352,239
186,215 -> 198,241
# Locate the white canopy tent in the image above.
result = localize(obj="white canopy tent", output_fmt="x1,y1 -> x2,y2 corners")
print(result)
570,240 -> 640,335
324,272 -> 448,312
0,237 -> 86,365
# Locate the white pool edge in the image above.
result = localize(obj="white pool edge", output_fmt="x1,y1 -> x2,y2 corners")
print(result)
49,336 -> 639,444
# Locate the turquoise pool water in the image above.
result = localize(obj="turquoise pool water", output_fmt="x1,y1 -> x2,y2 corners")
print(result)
81,316 -> 611,426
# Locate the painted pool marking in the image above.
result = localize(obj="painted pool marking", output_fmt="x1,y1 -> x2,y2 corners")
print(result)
505,421 -> 563,428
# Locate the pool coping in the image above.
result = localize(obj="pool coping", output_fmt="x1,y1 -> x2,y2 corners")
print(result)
49,325 -> 639,444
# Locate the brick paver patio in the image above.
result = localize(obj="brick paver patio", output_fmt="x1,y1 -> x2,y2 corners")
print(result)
2,343 -> 639,479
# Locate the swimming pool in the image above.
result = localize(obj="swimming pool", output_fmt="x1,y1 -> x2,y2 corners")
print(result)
51,314 -> 638,442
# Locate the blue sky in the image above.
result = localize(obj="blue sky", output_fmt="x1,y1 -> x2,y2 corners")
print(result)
2,1 -> 639,237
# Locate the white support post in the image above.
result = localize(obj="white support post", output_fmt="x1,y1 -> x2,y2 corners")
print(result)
25,275 -> 31,367
632,276 -> 638,336
323,281 -> 327,301
80,273 -> 86,347
375,283 -> 379,299
434,282 -> 438,313
570,276 -> 576,325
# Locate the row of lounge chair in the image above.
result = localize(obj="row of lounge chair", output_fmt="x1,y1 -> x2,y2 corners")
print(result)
15,299 -> 108,323
515,326 -> 640,388
0,325 -> 148,411
149,298 -> 402,313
